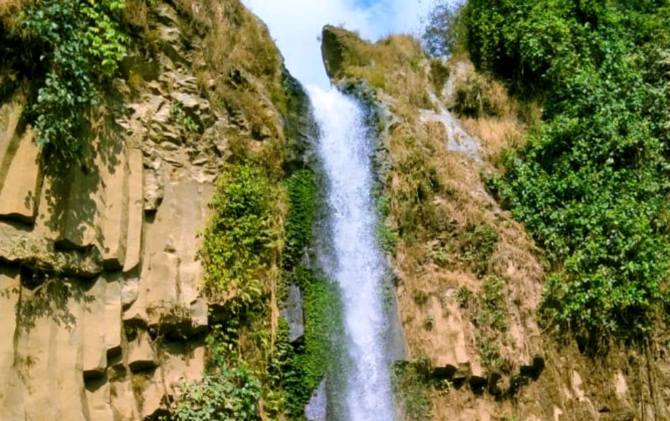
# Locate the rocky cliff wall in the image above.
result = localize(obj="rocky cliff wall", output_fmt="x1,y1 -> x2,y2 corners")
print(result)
0,1 -> 305,419
321,25 -> 670,421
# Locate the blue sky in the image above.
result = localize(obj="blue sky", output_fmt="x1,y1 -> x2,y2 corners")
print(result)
242,0 -> 435,87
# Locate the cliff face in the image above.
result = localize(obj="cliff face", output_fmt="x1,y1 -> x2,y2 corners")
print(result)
0,1 -> 305,419
321,25 -> 670,421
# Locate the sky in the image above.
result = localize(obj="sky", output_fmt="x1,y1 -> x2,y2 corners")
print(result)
242,0 -> 435,87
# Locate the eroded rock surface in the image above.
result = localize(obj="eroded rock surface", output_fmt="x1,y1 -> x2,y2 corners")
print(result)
0,2 -> 291,419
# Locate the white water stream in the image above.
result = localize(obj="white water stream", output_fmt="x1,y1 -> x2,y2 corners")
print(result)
308,86 -> 396,421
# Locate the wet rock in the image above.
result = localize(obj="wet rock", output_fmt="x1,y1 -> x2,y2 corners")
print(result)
283,283 -> 305,343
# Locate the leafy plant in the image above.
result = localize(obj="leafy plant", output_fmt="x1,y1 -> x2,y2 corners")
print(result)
475,335 -> 504,372
199,163 -> 279,310
283,170 -> 317,270
174,365 -> 262,421
18,0 -> 128,161
289,267 -> 343,412
473,276 -> 508,332
460,223 -> 498,277
436,0 -> 670,341
423,0 -> 468,57
377,222 -> 400,254
171,100 -> 200,134
456,286 -> 472,308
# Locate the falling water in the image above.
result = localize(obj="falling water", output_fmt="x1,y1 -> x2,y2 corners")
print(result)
308,86 -> 397,421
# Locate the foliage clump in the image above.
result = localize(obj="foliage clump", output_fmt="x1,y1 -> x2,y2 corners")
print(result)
174,328 -> 263,421
428,0 -> 670,341
16,0 -> 127,161
423,0 -> 468,58
199,163 -> 281,309
174,366 -> 262,421
279,267 -> 343,417
282,170 -> 317,270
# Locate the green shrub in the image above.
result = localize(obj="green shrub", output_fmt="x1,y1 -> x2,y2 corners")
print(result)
174,365 -> 262,421
199,164 -> 278,309
441,0 -> 670,341
423,0 -> 468,58
18,0 -> 127,161
456,286 -> 472,308
268,320 -> 303,417
171,100 -> 200,134
283,170 -> 317,270
475,335 -> 503,372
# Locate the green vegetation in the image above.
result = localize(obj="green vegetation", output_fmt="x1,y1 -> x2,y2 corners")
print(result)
459,223 -> 498,277
374,191 -> 399,254
171,100 -> 200,134
428,0 -> 670,342
377,223 -> 400,254
391,360 -> 432,421
16,0 -> 128,161
198,163 -> 280,309
455,286 -> 471,309
283,170 -> 317,270
174,365 -> 262,421
423,1 -> 467,58
456,277 -> 509,371
194,161 -> 331,419
473,276 -> 507,332
188,162 -> 285,418
475,335 -> 505,372
298,272 -> 341,409
280,267 -> 343,417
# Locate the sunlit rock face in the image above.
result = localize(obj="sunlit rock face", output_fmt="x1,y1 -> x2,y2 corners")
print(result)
0,0 -> 298,418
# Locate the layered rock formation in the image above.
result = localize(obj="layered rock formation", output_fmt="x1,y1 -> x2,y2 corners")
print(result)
0,1 -> 298,419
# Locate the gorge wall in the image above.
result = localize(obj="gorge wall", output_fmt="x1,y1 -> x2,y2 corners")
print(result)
2,0 -> 670,420
0,0 -> 308,419
321,25 -> 670,421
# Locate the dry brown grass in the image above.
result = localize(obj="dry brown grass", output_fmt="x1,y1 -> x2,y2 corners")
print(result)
341,34 -> 546,414
0,0 -> 23,28
451,68 -> 540,167
170,0 -> 286,177
461,116 -> 525,166
337,33 -> 434,109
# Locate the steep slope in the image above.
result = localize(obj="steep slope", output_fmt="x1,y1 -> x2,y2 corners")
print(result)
0,1 -> 311,419
321,25 -> 670,421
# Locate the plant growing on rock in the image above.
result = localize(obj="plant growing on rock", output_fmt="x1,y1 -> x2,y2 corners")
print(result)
199,163 -> 281,310
17,0 -> 128,161
282,170 -> 317,270
174,365 -> 262,421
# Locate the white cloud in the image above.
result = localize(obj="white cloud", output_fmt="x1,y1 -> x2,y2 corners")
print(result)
242,0 -> 433,88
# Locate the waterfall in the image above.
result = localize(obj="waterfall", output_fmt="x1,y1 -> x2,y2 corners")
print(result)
308,86 -> 397,421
